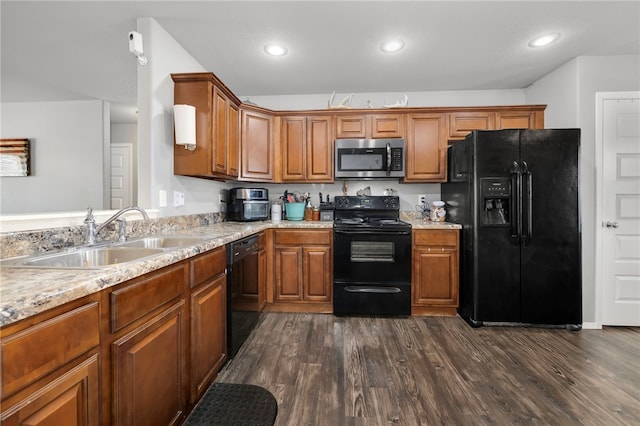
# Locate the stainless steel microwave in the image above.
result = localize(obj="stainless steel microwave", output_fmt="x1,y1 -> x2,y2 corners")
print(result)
335,138 -> 405,179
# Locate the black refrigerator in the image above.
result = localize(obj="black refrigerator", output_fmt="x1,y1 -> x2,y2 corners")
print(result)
441,129 -> 582,330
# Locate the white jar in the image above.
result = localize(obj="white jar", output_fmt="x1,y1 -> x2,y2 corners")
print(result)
430,201 -> 446,222
271,204 -> 282,223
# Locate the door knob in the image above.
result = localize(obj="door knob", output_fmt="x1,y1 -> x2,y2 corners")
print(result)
604,221 -> 619,228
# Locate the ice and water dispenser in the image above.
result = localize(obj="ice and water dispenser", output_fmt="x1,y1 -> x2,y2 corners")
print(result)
480,178 -> 510,225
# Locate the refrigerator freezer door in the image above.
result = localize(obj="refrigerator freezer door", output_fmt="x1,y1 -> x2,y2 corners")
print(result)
519,129 -> 582,326
472,130 -> 522,323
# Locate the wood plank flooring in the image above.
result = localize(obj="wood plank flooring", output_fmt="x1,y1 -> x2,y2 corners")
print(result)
216,313 -> 640,425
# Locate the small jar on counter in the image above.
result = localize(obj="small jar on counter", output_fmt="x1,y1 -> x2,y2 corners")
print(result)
312,207 -> 320,221
430,201 -> 446,222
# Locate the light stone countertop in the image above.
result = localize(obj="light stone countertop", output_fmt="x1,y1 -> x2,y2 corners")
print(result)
0,219 -> 460,327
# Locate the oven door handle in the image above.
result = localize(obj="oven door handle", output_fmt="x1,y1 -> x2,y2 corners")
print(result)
344,286 -> 402,294
334,229 -> 411,236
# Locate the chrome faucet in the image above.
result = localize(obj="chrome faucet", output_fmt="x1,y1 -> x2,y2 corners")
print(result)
84,206 -> 149,245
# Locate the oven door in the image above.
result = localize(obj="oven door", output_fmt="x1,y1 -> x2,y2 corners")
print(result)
238,201 -> 269,221
333,228 -> 411,284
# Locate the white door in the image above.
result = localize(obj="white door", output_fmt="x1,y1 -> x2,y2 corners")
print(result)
111,143 -> 133,209
598,93 -> 640,326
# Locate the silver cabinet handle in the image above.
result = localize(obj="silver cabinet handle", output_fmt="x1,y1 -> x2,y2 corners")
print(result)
604,221 -> 619,228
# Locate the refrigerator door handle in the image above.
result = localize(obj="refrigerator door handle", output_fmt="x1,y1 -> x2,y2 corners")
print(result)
521,161 -> 533,246
510,161 -> 521,245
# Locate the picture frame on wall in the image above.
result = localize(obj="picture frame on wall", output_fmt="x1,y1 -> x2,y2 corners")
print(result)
0,139 -> 31,177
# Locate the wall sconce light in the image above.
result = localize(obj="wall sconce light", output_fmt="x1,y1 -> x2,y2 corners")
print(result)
174,104 -> 196,151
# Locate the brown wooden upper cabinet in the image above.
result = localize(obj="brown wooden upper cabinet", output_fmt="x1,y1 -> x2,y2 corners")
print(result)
335,113 -> 404,139
240,106 -> 275,182
171,73 -> 240,180
448,111 -> 495,139
172,71 -> 545,184
281,115 -> 333,182
448,106 -> 545,141
404,113 -> 448,182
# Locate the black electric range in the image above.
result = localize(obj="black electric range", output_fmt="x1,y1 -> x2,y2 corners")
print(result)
332,196 -> 412,316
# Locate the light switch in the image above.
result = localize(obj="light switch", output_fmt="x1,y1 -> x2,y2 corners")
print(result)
159,190 -> 167,207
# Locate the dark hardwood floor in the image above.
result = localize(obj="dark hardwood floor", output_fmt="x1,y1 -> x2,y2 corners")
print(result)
216,313 -> 640,425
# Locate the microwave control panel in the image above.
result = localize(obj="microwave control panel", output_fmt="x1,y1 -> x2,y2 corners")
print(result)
390,148 -> 403,171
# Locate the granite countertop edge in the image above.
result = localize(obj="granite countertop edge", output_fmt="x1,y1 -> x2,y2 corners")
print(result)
0,220 -> 460,327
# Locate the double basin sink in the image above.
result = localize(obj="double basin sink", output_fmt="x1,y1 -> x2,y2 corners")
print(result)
0,237 -> 210,269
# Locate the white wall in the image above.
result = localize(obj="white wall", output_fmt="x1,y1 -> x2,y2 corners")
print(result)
0,100 -> 106,214
244,89 -> 527,111
526,54 -> 640,325
136,17 -> 230,217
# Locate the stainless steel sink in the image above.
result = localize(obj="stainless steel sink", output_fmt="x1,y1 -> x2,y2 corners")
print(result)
1,247 -> 164,269
117,237 -> 208,249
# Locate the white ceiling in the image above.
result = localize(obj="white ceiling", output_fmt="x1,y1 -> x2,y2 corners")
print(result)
2,1 -> 639,122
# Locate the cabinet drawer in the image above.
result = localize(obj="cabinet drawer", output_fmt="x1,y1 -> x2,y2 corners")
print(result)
191,246 -> 226,288
111,263 -> 188,333
414,230 -> 458,247
274,230 -> 332,245
1,301 -> 100,398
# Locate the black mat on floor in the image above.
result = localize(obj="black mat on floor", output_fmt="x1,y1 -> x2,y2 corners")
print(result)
184,383 -> 278,426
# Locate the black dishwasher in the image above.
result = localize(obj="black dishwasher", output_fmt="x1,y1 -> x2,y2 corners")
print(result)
226,234 -> 261,358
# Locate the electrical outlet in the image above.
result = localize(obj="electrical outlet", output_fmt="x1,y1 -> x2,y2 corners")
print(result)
173,191 -> 185,207
418,194 -> 427,207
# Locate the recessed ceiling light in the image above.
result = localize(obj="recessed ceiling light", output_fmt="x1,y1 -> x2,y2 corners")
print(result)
264,44 -> 288,56
528,33 -> 561,48
380,39 -> 405,53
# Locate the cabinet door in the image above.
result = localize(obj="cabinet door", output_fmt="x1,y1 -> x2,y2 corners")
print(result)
213,88 -> 228,175
227,101 -> 240,177
405,113 -> 448,182
190,275 -> 226,403
0,355 -> 99,426
448,111 -> 495,139
274,246 -> 303,301
303,246 -> 332,302
112,301 -> 187,426
241,109 -> 274,181
413,247 -> 458,306
173,79 -> 214,176
370,114 -> 404,138
281,116 -> 306,181
335,115 -> 366,138
306,115 -> 333,181
495,110 -> 538,130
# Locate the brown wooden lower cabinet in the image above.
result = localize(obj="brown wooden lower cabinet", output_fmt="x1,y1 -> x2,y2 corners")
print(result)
412,229 -> 460,316
0,296 -> 100,426
271,229 -> 332,312
0,354 -> 99,426
190,274 -> 226,403
111,301 -> 187,426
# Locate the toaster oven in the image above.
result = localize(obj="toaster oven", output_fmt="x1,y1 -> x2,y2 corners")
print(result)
226,188 -> 269,221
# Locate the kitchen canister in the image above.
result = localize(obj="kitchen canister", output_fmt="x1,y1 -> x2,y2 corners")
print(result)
430,201 -> 446,222
284,202 -> 305,221
271,203 -> 282,223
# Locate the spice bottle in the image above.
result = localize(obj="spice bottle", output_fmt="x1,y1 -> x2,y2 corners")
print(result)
312,207 -> 320,221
